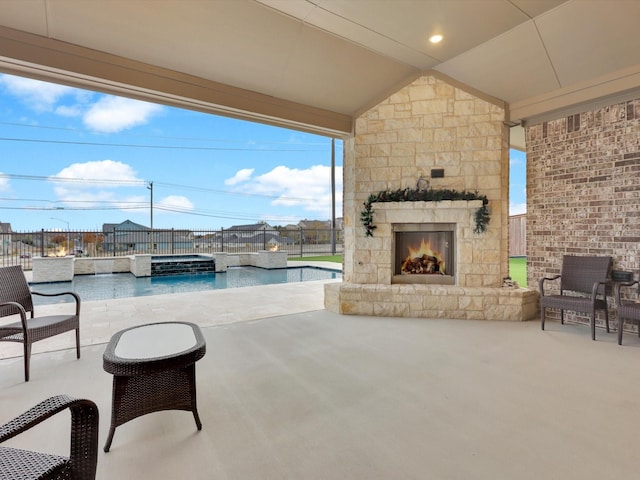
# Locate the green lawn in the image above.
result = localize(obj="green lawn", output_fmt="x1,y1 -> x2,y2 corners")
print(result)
291,254 -> 528,287
509,257 -> 527,287
289,254 -> 343,263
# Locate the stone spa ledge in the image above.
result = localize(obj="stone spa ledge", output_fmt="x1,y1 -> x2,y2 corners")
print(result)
324,282 -> 539,321
31,250 -> 289,283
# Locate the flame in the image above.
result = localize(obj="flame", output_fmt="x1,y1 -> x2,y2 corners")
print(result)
402,239 -> 445,274
269,244 -> 279,252
54,246 -> 68,257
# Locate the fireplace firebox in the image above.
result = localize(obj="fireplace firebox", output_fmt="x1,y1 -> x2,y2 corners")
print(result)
392,223 -> 455,285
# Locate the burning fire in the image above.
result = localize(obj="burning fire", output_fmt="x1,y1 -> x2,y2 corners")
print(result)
54,246 -> 68,257
269,244 -> 279,252
401,239 -> 445,275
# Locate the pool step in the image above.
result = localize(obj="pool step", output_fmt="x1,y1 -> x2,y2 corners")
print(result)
151,259 -> 216,276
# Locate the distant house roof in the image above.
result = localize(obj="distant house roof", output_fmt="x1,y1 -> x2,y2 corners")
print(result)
102,220 -> 149,232
0,223 -> 12,234
298,219 -> 331,229
227,223 -> 271,231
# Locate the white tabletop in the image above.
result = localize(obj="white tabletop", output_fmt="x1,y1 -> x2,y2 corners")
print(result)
114,322 -> 197,359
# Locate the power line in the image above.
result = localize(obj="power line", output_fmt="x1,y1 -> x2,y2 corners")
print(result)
0,136 -> 325,152
0,203 -> 303,223
0,121 -> 331,146
0,173 -> 145,186
0,173 -> 326,201
0,199 -> 305,222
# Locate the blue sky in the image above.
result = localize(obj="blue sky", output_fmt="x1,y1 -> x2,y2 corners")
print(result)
509,148 -> 527,215
0,73 -> 526,232
0,73 -> 343,232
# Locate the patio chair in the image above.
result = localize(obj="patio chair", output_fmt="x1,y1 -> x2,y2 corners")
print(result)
614,277 -> 640,345
0,395 -> 99,480
0,265 -> 81,381
539,255 -> 612,340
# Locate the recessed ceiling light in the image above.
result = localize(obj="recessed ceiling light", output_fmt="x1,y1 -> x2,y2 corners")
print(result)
429,34 -> 443,44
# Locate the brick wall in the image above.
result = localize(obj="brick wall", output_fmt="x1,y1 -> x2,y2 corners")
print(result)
526,99 -> 640,326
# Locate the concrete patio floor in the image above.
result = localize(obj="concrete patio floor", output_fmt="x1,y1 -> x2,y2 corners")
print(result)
2,270 -> 640,479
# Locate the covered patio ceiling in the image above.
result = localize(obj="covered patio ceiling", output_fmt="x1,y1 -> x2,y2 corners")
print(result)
1,1 -> 640,148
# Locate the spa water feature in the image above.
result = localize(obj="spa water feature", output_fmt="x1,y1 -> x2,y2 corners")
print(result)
151,255 -> 216,276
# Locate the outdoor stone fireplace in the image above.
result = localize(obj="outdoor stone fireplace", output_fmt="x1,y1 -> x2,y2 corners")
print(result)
393,223 -> 455,285
323,73 -> 538,321
354,200 -> 496,289
325,198 -> 537,320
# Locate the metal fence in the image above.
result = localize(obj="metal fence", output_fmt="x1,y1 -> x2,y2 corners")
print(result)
1,227 -> 344,271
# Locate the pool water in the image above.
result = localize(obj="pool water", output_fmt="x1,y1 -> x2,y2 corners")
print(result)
32,266 -> 341,304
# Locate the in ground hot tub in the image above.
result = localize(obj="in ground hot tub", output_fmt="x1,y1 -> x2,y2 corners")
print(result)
151,255 -> 216,276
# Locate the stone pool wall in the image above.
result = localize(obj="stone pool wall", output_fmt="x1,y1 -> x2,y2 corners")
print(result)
31,251 -> 288,283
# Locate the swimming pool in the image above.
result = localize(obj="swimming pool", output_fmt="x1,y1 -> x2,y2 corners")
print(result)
31,266 -> 341,304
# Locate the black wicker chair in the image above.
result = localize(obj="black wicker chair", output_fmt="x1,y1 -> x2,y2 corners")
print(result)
0,265 -> 81,381
539,255 -> 612,340
0,395 -> 99,480
614,277 -> 640,345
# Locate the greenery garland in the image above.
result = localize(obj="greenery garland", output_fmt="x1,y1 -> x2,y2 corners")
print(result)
360,187 -> 490,237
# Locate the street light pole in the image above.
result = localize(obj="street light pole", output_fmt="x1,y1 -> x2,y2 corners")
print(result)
147,181 -> 154,231
147,181 -> 154,253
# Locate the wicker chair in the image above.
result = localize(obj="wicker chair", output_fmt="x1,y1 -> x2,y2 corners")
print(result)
539,255 -> 612,340
0,395 -> 99,480
0,265 -> 81,381
614,278 -> 640,345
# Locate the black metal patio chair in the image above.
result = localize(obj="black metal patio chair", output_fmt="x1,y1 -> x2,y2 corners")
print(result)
539,255 -> 612,340
0,395 -> 99,480
614,276 -> 640,345
0,265 -> 81,381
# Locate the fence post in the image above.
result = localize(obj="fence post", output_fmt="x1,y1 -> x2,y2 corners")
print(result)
40,229 -> 45,257
331,227 -> 336,255
171,228 -> 175,254
299,227 -> 303,257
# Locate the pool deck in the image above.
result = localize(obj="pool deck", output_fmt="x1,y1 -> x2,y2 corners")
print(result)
1,260 -> 341,360
4,261 -> 640,479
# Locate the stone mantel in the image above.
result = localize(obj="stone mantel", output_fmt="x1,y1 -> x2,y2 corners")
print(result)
359,199 -> 499,288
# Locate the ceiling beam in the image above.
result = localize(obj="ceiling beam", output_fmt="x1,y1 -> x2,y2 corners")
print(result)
510,63 -> 640,125
0,25 -> 353,138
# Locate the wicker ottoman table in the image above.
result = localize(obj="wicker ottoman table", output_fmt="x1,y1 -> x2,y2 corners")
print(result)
102,321 -> 206,452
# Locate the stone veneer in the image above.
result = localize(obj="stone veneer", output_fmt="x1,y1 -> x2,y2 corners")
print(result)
325,73 -> 537,321
31,251 -> 288,283
526,97 -> 640,329
360,200 -> 495,287
32,256 -> 74,283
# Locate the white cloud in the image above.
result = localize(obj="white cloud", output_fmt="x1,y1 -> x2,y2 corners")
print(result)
0,74 -> 161,132
509,202 -> 527,215
83,96 -> 162,133
55,105 -> 83,117
225,168 -> 254,186
48,161 -> 196,217
0,75 -> 76,112
53,160 -> 142,184
230,164 -> 343,218
0,172 -> 9,192
50,160 -> 146,210
156,195 -> 194,212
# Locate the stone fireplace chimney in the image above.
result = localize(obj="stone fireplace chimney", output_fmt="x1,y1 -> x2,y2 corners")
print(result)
325,73 -> 537,321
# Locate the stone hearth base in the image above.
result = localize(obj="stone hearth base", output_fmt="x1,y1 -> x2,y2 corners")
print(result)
324,282 -> 539,321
